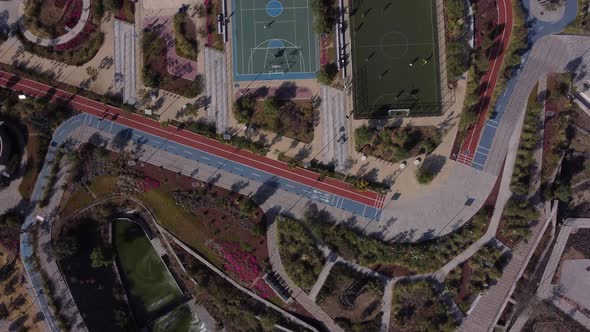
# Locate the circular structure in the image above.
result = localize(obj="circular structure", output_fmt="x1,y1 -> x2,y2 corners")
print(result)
266,0 -> 283,17
379,31 -> 409,59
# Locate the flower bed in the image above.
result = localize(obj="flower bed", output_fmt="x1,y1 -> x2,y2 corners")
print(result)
63,0 -> 82,29
209,240 -> 273,298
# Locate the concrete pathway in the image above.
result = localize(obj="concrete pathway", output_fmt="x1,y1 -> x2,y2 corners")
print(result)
307,250 -> 337,302
537,218 -> 590,330
113,19 -> 137,104
20,117 -> 91,332
205,47 -> 229,134
267,221 -> 343,332
320,85 -> 349,171
20,0 -> 91,47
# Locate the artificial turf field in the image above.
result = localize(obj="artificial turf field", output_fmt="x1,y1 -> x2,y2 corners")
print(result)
350,0 -> 442,118
232,0 -> 320,81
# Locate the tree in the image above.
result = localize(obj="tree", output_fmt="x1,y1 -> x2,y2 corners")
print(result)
316,63 -> 338,85
53,236 -> 78,259
104,0 -> 122,12
354,125 -> 374,151
416,166 -> 435,184
262,96 -> 281,114
90,245 -> 113,268
141,66 -> 161,88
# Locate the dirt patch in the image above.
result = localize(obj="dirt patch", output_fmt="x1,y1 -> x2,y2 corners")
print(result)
317,263 -> 384,330
370,264 -> 414,278
0,248 -> 45,332
390,279 -> 455,331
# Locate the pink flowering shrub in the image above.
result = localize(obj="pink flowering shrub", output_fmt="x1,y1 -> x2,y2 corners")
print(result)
63,0 -> 83,29
209,241 -> 272,298
142,176 -> 160,192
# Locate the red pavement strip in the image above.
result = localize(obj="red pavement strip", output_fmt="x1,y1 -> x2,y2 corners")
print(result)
0,70 -> 385,208
458,0 -> 513,164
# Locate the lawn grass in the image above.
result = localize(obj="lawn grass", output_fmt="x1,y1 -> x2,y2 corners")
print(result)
114,221 -> 183,321
60,175 -> 117,217
139,189 -> 220,265
277,218 -> 325,292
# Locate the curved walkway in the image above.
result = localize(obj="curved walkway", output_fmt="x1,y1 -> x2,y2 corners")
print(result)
19,0 -> 91,47
20,116 -> 89,332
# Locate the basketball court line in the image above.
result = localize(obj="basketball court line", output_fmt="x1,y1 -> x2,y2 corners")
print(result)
233,0 -> 318,80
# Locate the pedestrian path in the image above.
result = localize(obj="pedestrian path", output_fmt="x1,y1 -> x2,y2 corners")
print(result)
20,0 -> 91,47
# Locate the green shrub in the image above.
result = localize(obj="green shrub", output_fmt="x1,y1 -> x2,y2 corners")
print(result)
416,166 -> 435,184
354,124 -> 374,151
277,217 -> 325,291
310,0 -> 336,34
316,63 -> 338,85
174,12 -> 199,61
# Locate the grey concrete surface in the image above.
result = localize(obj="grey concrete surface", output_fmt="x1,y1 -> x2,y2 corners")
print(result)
320,85 -> 349,172
205,47 -> 229,134
379,161 -> 496,242
114,19 -> 137,104
560,259 -> 590,310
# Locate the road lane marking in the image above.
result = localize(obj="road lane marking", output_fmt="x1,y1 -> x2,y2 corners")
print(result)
0,73 -> 379,205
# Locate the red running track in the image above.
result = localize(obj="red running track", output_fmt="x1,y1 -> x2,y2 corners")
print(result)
0,70 -> 385,209
457,0 -> 513,166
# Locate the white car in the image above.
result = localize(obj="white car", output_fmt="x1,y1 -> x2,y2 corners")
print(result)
399,161 -> 407,169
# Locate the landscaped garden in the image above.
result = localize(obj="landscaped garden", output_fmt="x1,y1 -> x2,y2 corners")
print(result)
57,144 -> 314,318
316,263 -> 384,332
20,0 -> 105,65
390,280 -> 455,332
277,217 -> 325,292
497,198 -> 539,247
234,86 -> 315,143
174,12 -> 199,61
443,0 -> 470,80
172,243 -> 316,331
444,244 -> 510,313
510,84 -> 542,197
23,0 -> 83,38
542,73 -> 573,183
296,205 -> 491,274
354,125 -> 441,162
141,29 -> 204,98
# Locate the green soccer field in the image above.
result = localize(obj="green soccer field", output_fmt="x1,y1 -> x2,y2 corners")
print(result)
114,221 -> 182,321
350,0 -> 442,118
232,0 -> 320,81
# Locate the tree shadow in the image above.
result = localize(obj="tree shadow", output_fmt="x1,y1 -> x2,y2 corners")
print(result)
274,81 -> 298,100
111,128 -> 133,151
252,178 -> 279,206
